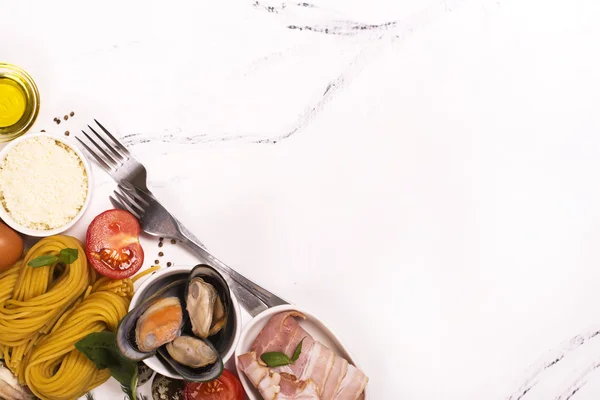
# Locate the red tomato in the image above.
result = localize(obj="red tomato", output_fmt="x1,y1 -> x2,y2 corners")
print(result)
184,370 -> 244,400
85,209 -> 144,279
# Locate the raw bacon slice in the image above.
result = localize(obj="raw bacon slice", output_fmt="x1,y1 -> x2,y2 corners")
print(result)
278,373 -> 320,399
333,364 -> 369,400
238,351 -> 281,399
298,341 -> 335,393
321,356 -> 349,400
252,311 -> 334,390
275,341 -> 334,393
260,374 -> 282,400
251,311 -> 311,355
239,352 -> 321,400
273,337 -> 315,379
238,352 -> 267,387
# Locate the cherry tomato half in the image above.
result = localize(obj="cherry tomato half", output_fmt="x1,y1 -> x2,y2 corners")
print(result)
85,209 -> 144,279
184,370 -> 244,400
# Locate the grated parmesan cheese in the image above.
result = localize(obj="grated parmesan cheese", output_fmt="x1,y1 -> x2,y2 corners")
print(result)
0,136 -> 88,230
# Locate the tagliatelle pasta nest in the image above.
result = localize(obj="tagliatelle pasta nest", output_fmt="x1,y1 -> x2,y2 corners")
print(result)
0,235 -> 158,400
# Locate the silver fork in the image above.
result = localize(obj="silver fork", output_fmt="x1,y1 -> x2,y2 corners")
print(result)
111,181 -> 288,316
77,120 -> 150,192
77,120 -> 206,249
77,121 -> 287,315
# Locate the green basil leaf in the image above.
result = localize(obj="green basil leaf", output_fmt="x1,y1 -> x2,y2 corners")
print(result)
291,337 -> 306,362
28,255 -> 59,268
75,332 -> 138,390
59,248 -> 79,264
260,352 -> 292,367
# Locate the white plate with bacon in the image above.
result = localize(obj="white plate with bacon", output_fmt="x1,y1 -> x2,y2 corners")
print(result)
235,305 -> 369,400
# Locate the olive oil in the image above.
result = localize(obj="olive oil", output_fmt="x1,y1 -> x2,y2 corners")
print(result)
0,64 -> 40,142
0,78 -> 27,128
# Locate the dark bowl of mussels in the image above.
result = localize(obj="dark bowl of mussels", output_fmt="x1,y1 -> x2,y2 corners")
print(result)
116,265 -> 242,382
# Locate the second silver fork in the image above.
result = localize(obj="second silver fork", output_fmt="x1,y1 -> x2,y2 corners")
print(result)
75,121 -> 289,315
111,181 -> 289,317
77,120 -> 207,249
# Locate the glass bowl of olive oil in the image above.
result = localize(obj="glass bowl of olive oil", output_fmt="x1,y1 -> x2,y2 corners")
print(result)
0,63 -> 40,143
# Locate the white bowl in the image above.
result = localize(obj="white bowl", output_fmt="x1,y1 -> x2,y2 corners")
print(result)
130,265 -> 242,380
235,305 -> 369,400
0,132 -> 92,237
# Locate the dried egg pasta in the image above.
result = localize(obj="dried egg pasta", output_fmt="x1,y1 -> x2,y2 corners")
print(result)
0,235 -> 145,400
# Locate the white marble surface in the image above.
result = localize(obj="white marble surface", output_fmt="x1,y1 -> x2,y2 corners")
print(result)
4,0 -> 600,398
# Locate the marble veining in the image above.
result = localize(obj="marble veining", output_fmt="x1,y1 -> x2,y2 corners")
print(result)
508,329 -> 600,399
118,0 -> 493,148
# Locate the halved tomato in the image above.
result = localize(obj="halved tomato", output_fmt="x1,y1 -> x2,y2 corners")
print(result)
184,370 -> 244,400
85,209 -> 144,279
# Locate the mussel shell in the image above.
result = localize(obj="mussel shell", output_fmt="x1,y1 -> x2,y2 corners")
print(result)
117,279 -> 187,361
156,336 -> 224,382
185,264 -> 236,356
118,265 -> 235,382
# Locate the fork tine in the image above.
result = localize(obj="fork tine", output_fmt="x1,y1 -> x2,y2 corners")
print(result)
113,191 -> 143,218
118,182 -> 150,207
81,130 -> 118,168
76,137 -> 113,172
116,187 -> 146,215
115,188 -> 143,211
109,195 -> 128,212
88,125 -> 125,161
120,180 -> 155,203
94,119 -> 131,156
110,195 -> 141,219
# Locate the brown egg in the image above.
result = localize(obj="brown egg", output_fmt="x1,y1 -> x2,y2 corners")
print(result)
0,221 -> 23,271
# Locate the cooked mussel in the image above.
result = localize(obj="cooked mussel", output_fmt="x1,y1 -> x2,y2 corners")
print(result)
185,265 -> 235,356
166,336 -> 218,368
186,277 -> 228,339
136,296 -> 183,352
157,339 -> 223,382
117,279 -> 187,361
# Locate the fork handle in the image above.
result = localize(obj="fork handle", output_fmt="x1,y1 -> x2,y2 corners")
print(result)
178,235 -> 289,317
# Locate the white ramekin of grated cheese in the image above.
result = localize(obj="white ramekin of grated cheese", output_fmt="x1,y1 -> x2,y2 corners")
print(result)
0,132 -> 92,237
